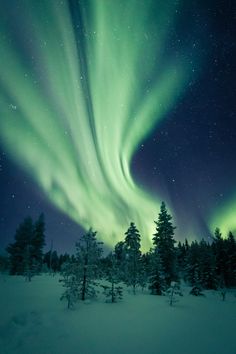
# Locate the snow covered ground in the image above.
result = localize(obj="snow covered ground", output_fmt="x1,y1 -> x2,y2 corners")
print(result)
0,275 -> 235,354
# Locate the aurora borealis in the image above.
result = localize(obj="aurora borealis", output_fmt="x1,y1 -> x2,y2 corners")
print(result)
0,0 -> 235,251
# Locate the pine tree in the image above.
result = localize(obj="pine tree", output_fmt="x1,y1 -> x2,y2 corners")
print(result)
185,239 -> 218,291
176,239 -> 189,280
124,222 -> 141,294
51,251 -> 60,273
189,286 -> 204,296
0,254 -> 9,273
60,261 -> 79,309
212,228 -> 228,286
153,202 -> 177,288
59,253 -> 71,270
225,232 -> 236,287
43,250 -> 61,274
23,242 -> 35,282
7,217 -> 34,277
101,253 -> 123,303
59,228 -> 103,307
148,249 -> 164,295
114,241 -> 126,281
198,239 -> 217,290
7,215 -> 45,279
138,254 -> 149,291
75,228 -> 103,301
185,241 -> 201,287
32,213 -> 45,273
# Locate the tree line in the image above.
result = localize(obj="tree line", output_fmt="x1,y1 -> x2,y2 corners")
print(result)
1,214 -> 70,279
2,202 -> 236,307
59,202 -> 235,308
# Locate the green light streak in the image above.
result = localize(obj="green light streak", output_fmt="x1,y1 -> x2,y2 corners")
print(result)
0,0 -> 190,249
209,196 -> 236,237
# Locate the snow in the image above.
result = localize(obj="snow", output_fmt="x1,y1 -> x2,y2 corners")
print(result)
0,275 -> 235,354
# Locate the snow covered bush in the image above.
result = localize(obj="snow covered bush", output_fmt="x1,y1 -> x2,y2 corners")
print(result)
166,281 -> 183,306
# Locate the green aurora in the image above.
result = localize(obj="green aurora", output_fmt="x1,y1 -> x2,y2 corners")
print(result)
209,196 -> 236,238
0,0 -> 218,248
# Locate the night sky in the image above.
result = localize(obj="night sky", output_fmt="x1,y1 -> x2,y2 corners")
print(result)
0,0 -> 235,253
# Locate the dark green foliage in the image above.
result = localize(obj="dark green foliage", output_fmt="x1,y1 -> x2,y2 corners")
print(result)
6,215 -> 45,280
32,214 -> 45,272
189,286 -> 204,296
178,231 -> 236,291
60,261 -> 79,309
7,217 -> 34,276
198,240 -> 218,290
212,228 -> 228,283
43,250 -> 61,274
138,254 -> 149,291
0,254 -> 9,273
149,249 -> 164,295
211,228 -> 236,288
185,240 -> 218,289
51,250 -> 59,272
226,232 -> 236,287
124,222 -> 141,294
114,241 -> 127,280
176,239 -> 189,280
75,228 -> 103,301
152,202 -> 177,288
59,228 -> 103,308
185,241 -> 202,287
59,253 -> 71,269
225,232 -> 236,287
101,252 -> 123,302
101,285 -> 123,303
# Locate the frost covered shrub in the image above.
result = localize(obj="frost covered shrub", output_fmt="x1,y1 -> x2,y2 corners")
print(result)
166,281 -> 183,306
189,286 -> 204,296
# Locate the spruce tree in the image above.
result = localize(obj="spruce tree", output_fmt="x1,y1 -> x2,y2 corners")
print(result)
198,239 -> 217,290
75,228 -> 103,301
7,217 -> 34,277
43,250 -> 60,274
60,261 -> 79,309
124,222 -> 141,294
51,251 -> 60,273
148,249 -> 164,295
60,228 -> 103,307
138,254 -> 149,291
7,215 -> 45,279
176,239 -> 189,280
101,252 -> 123,303
32,213 -> 45,272
212,228 -> 228,286
225,232 -> 236,287
114,241 -> 126,281
185,241 -> 201,287
153,202 -> 177,288
0,254 -> 9,273
58,253 -> 70,270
